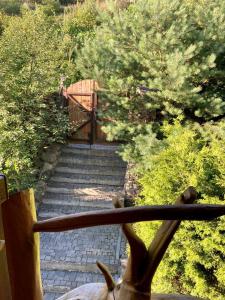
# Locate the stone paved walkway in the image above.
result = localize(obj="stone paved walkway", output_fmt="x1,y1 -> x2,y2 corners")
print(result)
37,144 -> 127,300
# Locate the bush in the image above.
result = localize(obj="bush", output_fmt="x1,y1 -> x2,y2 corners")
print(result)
62,0 -> 100,82
0,8 -> 69,191
41,0 -> 62,15
0,11 -> 9,35
77,0 -> 225,143
0,0 -> 21,15
134,119 -> 225,299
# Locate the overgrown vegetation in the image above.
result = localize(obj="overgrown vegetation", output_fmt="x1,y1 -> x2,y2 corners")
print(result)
63,0 -> 100,82
0,0 -> 100,191
0,8 -> 69,191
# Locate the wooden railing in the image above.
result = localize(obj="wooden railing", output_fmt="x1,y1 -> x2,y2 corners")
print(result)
0,174 -> 11,300
0,174 -> 225,300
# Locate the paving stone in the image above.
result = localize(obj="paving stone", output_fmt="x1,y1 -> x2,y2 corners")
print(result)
38,144 -> 127,300
44,293 -> 63,300
38,203 -> 105,217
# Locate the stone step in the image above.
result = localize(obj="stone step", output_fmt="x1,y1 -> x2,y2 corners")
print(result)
40,143 -> 127,299
62,147 -> 120,158
41,261 -> 118,275
67,143 -> 120,151
46,185 -> 123,196
43,191 -> 116,202
55,165 -> 126,176
47,182 -> 124,192
42,269 -> 110,299
50,175 -> 124,187
59,156 -> 126,168
38,203 -> 108,219
44,292 -> 63,300
42,198 -> 113,209
62,152 -> 123,162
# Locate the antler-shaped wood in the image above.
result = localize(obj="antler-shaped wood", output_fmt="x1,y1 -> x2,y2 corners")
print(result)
112,187 -> 197,294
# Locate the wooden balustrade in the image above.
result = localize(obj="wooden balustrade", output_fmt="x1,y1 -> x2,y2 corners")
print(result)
0,175 -> 12,300
33,204 -> 225,233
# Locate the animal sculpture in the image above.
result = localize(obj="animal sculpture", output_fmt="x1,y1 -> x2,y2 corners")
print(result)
57,187 -> 202,300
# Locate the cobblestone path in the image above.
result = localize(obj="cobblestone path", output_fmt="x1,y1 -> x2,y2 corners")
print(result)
37,144 -> 127,300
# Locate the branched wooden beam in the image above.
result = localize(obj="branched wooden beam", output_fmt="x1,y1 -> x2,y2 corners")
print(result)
33,204 -> 225,233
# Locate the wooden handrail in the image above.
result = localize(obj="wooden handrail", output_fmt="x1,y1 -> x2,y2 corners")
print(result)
33,204 -> 225,233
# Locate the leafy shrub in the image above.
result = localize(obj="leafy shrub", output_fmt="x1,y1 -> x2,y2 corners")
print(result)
63,0 -> 99,43
0,8 -> 68,191
62,0 -> 100,82
77,0 -> 225,143
0,0 -> 21,15
134,119 -> 225,299
0,11 -> 9,34
41,0 -> 62,15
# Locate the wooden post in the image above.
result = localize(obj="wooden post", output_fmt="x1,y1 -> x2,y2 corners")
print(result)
2,188 -> 43,300
0,174 -> 12,300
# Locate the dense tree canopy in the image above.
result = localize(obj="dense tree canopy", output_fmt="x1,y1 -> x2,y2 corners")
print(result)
77,0 -> 225,143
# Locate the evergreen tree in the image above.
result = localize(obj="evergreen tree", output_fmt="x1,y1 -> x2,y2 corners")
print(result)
77,0 -> 225,142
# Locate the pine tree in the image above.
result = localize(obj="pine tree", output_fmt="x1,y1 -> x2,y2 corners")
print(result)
77,0 -> 225,142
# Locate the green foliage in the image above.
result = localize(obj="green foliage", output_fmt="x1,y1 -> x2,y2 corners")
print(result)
134,120 -> 225,299
0,11 -> 9,34
41,0 -> 62,15
59,0 -> 75,5
0,0 -> 21,15
0,8 -> 68,191
62,0 -> 100,83
77,0 -> 225,143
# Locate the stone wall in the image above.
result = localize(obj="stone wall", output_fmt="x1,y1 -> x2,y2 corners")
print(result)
123,163 -> 140,207
35,143 -> 62,208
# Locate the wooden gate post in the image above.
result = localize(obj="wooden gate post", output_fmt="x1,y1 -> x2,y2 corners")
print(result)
0,174 -> 12,300
2,188 -> 43,300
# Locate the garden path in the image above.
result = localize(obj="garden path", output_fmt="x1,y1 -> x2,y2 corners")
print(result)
37,143 -> 127,300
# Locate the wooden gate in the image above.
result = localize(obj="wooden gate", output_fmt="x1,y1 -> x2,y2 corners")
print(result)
63,79 -> 107,144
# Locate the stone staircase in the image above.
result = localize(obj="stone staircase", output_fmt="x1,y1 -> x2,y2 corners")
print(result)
37,144 -> 127,300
